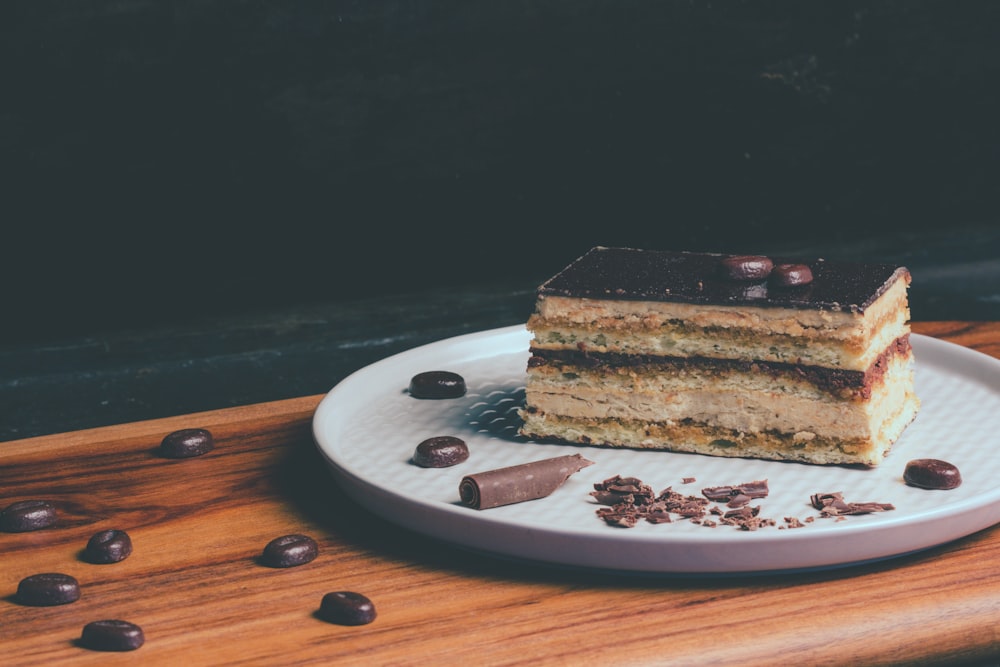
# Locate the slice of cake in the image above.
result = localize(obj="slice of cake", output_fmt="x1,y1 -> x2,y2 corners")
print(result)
518,247 -> 919,466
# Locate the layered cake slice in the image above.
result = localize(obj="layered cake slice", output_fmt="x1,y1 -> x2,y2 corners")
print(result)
518,247 -> 919,466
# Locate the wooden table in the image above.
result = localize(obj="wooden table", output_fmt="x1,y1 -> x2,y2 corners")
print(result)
2,322 -> 999,666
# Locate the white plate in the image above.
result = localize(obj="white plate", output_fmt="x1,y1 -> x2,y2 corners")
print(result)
312,326 -> 1000,574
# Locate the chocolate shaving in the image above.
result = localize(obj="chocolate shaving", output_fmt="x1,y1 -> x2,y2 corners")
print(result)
723,506 -> 760,520
811,491 -> 895,517
726,493 -> 752,508
593,476 -> 714,527
590,475 -> 655,506
595,506 -> 642,528
810,491 -> 842,510
644,508 -> 674,524
702,479 -> 770,502
840,502 -> 896,515
590,490 -> 631,506
593,477 -> 899,533
671,500 -> 710,518
719,505 -> 775,531
603,477 -> 648,494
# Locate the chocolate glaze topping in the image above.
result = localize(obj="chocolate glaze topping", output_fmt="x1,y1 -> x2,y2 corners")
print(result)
538,247 -> 910,313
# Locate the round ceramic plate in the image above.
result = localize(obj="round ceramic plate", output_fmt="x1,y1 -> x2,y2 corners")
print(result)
312,326 -> 1000,574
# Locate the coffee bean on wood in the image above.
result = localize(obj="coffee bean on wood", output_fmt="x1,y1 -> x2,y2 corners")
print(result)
159,428 -> 214,459
1,499 -> 58,532
261,534 -> 318,568
80,620 -> 145,652
84,529 -> 133,564
318,591 -> 377,626
17,573 -> 81,606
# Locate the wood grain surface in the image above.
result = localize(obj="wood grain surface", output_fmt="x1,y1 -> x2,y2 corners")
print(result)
2,322 -> 999,666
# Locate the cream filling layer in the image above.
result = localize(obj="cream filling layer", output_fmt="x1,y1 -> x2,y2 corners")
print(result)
526,360 -> 857,400
525,356 -> 915,441
518,387 -> 920,466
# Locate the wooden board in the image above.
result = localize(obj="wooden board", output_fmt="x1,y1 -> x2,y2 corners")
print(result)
2,322 -> 999,665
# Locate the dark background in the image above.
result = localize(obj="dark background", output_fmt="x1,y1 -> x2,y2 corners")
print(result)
2,1 -> 1000,440
4,0 -> 999,343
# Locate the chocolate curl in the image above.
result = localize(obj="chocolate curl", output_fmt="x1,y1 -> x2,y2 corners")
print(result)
459,454 -> 595,510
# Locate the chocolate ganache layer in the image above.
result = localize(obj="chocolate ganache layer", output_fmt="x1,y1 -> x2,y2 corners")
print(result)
539,247 -> 910,313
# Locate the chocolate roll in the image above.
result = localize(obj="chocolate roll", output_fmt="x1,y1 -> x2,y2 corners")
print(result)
459,454 -> 595,510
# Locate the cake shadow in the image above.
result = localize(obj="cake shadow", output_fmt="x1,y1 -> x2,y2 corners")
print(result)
464,385 -> 530,442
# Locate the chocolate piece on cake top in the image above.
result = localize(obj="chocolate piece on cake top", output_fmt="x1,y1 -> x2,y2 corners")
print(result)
538,247 -> 910,313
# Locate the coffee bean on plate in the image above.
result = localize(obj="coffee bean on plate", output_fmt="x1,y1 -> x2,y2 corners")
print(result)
17,573 -> 81,606
318,591 -> 377,626
408,371 -> 466,399
80,620 -> 145,652
718,255 -> 774,281
84,529 -> 133,564
412,436 -> 469,468
770,263 -> 814,287
261,534 -> 319,568
904,458 -> 962,490
1,499 -> 58,532
159,428 -> 214,459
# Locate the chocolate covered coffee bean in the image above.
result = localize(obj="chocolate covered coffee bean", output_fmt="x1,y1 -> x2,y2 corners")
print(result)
1,499 -> 58,532
412,436 -> 469,468
718,255 -> 773,281
261,534 -> 319,568
904,458 -> 962,490
770,263 -> 814,287
159,427 -> 214,459
80,620 -> 145,652
318,591 -> 377,626
84,529 -> 133,564
408,371 -> 466,399
16,573 -> 81,606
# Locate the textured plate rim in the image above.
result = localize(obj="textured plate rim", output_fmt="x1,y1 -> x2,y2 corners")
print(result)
312,326 -> 1000,574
